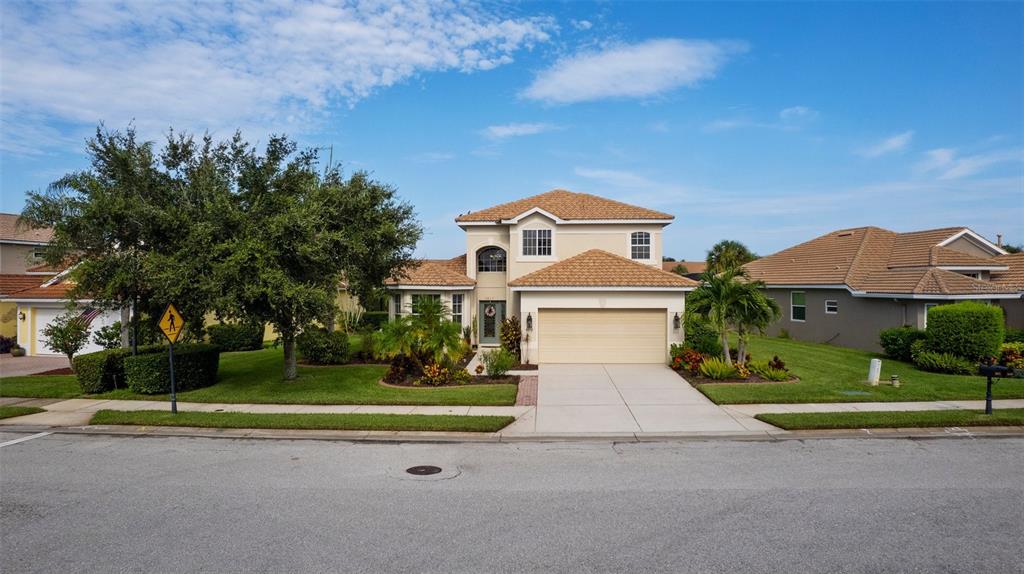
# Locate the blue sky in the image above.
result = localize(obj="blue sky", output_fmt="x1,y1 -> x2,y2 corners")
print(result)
1,1 -> 1021,259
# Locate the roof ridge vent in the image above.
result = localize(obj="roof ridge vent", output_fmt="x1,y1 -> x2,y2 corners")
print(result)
836,232 -> 854,237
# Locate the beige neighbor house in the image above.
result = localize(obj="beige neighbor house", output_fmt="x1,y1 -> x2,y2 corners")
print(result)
385,190 -> 698,364
744,226 -> 1024,353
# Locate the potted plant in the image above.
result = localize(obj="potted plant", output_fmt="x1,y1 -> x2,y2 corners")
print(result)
10,344 -> 26,357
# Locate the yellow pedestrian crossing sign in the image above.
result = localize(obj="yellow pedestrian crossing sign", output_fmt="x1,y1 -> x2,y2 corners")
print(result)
159,304 -> 185,343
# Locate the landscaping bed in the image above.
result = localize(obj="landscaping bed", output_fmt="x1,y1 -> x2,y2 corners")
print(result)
756,408 -> 1024,430
678,372 -> 797,385
383,374 -> 520,388
90,409 -> 516,432
32,367 -> 75,376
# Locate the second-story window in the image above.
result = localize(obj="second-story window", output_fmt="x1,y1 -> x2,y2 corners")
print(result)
522,229 -> 552,256
631,232 -> 651,260
477,247 -> 506,272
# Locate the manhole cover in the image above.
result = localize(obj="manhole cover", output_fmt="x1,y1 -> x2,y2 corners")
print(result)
406,465 -> 443,476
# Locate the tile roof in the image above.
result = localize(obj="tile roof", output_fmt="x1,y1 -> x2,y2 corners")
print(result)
0,213 -> 53,243
662,260 -> 707,274
455,189 -> 674,223
744,226 -> 1019,296
992,253 -> 1024,291
0,275 -> 52,296
385,255 -> 474,287
1,275 -> 73,300
508,249 -> 697,288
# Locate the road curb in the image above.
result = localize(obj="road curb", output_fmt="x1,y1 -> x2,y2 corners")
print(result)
2,423 -> 1023,443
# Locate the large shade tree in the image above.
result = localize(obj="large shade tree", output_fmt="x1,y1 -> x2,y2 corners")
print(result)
705,240 -> 758,274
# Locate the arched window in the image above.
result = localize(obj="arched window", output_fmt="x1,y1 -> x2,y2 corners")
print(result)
631,232 -> 651,260
477,247 -> 507,272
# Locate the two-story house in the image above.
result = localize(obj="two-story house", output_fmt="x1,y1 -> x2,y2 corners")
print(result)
386,190 -> 697,363
0,213 -> 58,339
744,226 -> 1024,352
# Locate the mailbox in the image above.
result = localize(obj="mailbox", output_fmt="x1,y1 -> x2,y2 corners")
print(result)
978,364 -> 1012,415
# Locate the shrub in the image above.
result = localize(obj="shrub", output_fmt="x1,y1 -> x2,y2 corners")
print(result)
360,312 -> 389,331
296,328 -> 350,364
499,316 -> 521,358
768,355 -> 786,371
383,354 -> 417,385
1005,328 -> 1024,344
123,344 -> 220,394
92,321 -> 123,350
999,342 -> 1024,369
683,313 -> 723,356
0,335 -> 15,354
750,361 -> 790,382
925,302 -> 1004,360
913,350 -> 975,375
879,326 -> 927,361
351,332 -> 380,362
11,345 -> 26,357
910,339 -> 928,363
74,345 -> 164,393
41,312 -> 90,364
207,322 -> 263,352
481,348 -> 517,377
698,357 -> 739,380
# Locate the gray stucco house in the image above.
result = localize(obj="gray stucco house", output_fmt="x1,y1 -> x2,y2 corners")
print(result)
743,226 -> 1024,352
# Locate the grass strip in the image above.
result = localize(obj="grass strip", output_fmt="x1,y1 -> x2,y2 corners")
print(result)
0,406 -> 45,420
756,408 -> 1024,430
90,409 -> 515,433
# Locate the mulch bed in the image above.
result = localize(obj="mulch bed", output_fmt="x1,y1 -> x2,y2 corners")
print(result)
671,368 -> 798,385
32,367 -> 75,376
512,363 -> 538,371
381,374 -> 520,388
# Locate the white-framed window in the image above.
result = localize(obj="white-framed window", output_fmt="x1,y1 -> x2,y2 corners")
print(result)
410,293 -> 441,314
477,247 -> 506,272
630,231 -> 651,260
451,294 -> 463,325
29,248 -> 45,262
924,303 -> 938,328
825,300 -> 838,315
392,293 -> 403,316
522,229 -> 552,257
790,291 -> 806,322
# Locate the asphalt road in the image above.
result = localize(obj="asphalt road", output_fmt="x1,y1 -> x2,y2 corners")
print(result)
1,432 -> 1022,574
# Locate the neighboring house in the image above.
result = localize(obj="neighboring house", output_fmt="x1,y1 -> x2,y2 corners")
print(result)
0,213 -> 58,339
744,226 -> 1023,352
385,190 -> 697,363
662,260 -> 706,281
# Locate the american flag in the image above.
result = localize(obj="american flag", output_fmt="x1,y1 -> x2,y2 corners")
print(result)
75,307 -> 104,328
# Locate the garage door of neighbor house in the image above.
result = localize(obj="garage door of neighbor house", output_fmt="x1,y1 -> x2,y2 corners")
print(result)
538,309 -> 666,363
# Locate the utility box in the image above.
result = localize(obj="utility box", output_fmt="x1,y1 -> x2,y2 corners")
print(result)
868,359 -> 882,386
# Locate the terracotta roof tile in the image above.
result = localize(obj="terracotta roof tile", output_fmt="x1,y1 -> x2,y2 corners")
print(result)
385,255 -> 474,287
456,190 -> 673,222
0,275 -> 51,296
661,260 -> 706,274
509,249 -> 697,288
0,213 -> 53,243
992,253 -> 1024,291
1,275 -> 73,300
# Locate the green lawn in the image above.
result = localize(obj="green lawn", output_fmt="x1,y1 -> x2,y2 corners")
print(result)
90,410 -> 514,432
0,406 -> 45,420
1,347 -> 517,406
696,336 -> 1024,404
757,408 -> 1024,430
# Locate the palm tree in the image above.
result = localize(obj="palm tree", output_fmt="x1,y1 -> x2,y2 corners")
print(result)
731,280 -> 781,364
706,240 -> 757,274
687,268 -> 746,365
377,297 -> 464,372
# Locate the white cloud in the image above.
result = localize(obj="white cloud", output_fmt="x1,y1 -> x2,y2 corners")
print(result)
522,38 -> 747,104
571,19 -> 593,31
857,131 -> 914,157
779,106 -> 818,121
704,105 -> 818,132
410,151 -> 456,163
481,122 -> 560,139
915,147 -> 1023,179
0,1 -> 554,154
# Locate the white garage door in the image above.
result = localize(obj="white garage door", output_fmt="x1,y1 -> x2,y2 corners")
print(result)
538,309 -> 667,363
34,306 -> 119,356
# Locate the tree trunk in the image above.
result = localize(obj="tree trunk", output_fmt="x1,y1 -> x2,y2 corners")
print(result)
720,329 -> 732,366
283,334 -> 298,380
324,315 -> 335,332
737,336 -> 747,366
120,307 -> 131,349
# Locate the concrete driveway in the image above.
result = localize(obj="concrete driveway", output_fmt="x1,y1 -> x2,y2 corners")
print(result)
507,363 -> 775,434
0,354 -> 69,378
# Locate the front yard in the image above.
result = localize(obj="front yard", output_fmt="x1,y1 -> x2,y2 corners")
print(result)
696,336 -> 1024,404
0,347 -> 518,406
757,409 -> 1024,430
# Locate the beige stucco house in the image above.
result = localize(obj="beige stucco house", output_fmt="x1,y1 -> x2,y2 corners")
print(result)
744,226 -> 1024,352
386,190 -> 697,363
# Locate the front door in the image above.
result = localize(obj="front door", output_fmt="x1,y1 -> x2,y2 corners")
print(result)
478,301 -> 506,345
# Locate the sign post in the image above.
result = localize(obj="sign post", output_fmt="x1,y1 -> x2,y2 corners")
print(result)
159,304 -> 185,414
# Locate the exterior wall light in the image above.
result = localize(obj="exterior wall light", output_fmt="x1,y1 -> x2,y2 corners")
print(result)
673,312 -> 680,330
18,311 -> 26,322
525,313 -> 533,331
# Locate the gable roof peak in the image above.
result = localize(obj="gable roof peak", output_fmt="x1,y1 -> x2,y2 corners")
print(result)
455,189 -> 674,223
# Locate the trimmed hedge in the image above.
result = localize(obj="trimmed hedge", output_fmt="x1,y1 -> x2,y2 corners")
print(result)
123,344 -> 220,394
73,345 -> 163,394
925,302 -> 1004,360
360,312 -> 389,331
879,326 -> 928,362
207,322 -> 263,352
684,313 -> 723,357
297,329 -> 350,364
